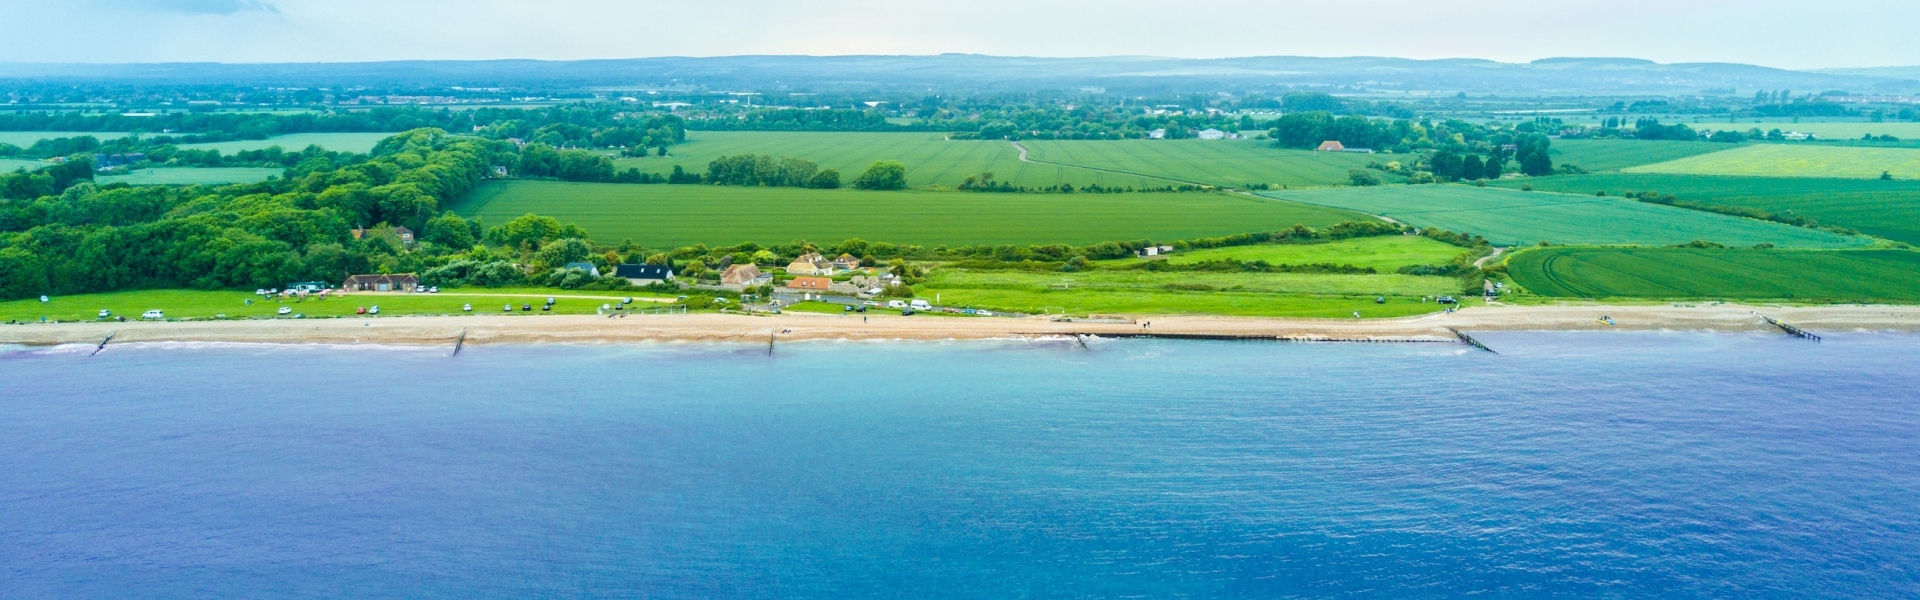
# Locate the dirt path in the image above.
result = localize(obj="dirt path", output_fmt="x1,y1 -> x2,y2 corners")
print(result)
1475,247 -> 1507,268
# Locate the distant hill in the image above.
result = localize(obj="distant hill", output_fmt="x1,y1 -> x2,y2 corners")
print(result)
2,55 -> 1914,95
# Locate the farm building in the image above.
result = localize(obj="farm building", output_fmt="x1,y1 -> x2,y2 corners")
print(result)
786,252 -> 833,275
341,274 -> 419,292
563,262 -> 600,277
616,264 -> 675,285
721,264 -> 765,285
786,276 -> 832,290
1196,129 -> 1226,140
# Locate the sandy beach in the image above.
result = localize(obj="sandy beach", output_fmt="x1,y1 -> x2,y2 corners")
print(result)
4,303 -> 1919,348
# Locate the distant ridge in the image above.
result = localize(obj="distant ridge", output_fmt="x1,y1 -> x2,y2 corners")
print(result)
0,55 -> 1913,95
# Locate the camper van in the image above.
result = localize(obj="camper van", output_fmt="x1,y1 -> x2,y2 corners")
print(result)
886,299 -> 907,309
141,309 -> 165,320
909,299 -> 932,311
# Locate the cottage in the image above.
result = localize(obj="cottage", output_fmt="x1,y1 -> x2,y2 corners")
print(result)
832,253 -> 862,270
786,276 -> 833,290
341,273 -> 419,292
785,252 -> 833,275
563,262 -> 601,277
720,264 -> 765,285
616,264 -> 675,285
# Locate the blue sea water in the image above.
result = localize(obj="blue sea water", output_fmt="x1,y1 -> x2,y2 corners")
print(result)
2,333 -> 1918,598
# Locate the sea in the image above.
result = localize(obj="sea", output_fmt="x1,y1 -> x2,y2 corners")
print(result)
2,332 -> 1917,598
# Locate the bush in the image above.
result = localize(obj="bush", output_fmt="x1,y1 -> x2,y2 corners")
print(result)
852,161 -> 908,190
1348,169 -> 1382,186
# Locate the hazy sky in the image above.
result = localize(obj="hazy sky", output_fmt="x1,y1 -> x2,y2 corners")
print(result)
0,0 -> 1913,69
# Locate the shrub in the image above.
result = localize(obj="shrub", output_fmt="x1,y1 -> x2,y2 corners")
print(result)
852,161 -> 908,190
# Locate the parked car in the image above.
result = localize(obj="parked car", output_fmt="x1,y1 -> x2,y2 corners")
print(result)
503,304 -> 513,312
910,299 -> 932,311
961,309 -> 976,315
357,307 -> 367,314
887,300 -> 907,309
141,309 -> 165,320
429,287 -> 440,293
462,304 -> 472,312
369,306 -> 380,315
1376,297 -> 1386,304
901,309 -> 915,316
862,300 -> 881,307
521,304 -> 532,311
843,305 -> 855,312
1438,296 -> 1457,305
97,309 -> 111,318
278,306 -> 292,315
976,310 -> 994,317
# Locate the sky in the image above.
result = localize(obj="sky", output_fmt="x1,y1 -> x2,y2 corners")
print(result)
0,0 -> 1913,69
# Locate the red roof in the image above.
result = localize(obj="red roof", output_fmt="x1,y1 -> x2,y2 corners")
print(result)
786,276 -> 832,289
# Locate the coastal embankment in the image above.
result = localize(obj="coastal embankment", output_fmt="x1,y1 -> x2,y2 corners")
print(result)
5,304 -> 1920,347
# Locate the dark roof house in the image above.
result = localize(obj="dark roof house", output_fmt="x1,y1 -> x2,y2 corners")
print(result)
616,264 -> 675,284
342,273 -> 419,292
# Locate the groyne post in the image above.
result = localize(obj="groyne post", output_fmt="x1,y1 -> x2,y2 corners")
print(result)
1761,316 -> 1822,343
88,331 -> 116,357
451,329 -> 468,356
1447,328 -> 1498,354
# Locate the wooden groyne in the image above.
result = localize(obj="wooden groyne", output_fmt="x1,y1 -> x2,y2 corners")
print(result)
1447,328 -> 1498,354
89,331 -> 116,357
1762,316 -> 1822,342
451,329 -> 467,356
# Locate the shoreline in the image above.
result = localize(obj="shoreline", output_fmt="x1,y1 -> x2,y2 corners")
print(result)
4,304 -> 1919,348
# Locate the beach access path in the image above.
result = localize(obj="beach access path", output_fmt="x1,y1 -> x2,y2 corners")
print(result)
5,304 -> 1919,347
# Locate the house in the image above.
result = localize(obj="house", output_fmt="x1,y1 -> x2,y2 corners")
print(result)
1316,140 -> 1346,152
720,264 -> 765,285
786,276 -> 833,291
341,273 -> 419,292
391,226 -> 414,244
1196,129 -> 1226,140
832,253 -> 862,270
1135,245 -> 1176,258
563,262 -> 601,277
785,252 -> 833,275
616,264 -> 675,285
1147,129 -> 1168,139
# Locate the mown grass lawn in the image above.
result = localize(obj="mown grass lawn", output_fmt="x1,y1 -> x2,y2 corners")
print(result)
1100,235 -> 1470,271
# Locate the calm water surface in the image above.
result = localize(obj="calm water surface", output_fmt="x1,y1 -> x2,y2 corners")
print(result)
2,333 -> 1917,598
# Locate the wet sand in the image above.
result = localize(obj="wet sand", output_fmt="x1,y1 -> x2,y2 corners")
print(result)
4,304 -> 1918,348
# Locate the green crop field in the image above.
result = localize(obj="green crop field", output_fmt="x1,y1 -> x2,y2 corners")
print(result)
0,131 -> 135,146
1548,139 -> 1737,172
1508,247 -> 1920,301
614,131 -> 1175,189
1625,144 -> 1920,179
96,167 -> 283,185
0,288 -> 674,323
1019,139 -> 1385,188
1102,235 -> 1469,271
1492,173 -> 1920,245
1261,184 -> 1863,248
919,269 -> 1457,318
450,180 -> 1364,247
175,132 -> 395,154
1685,122 -> 1920,140
0,158 -> 47,172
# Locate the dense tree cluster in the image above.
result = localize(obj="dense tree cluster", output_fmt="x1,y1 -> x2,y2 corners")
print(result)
705,154 -> 840,188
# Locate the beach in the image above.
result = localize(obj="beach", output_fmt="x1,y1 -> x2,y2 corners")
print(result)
4,303 -> 1918,347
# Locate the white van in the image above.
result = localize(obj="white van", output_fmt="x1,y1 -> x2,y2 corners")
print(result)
141,309 -> 165,320
909,299 -> 932,311
886,299 -> 907,309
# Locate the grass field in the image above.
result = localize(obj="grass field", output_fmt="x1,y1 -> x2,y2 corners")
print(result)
1507,247 -> 1920,301
175,132 -> 394,154
1625,144 -> 1920,179
450,180 -> 1365,247
0,288 -> 671,323
919,269 -> 1458,318
1547,139 -> 1738,172
0,131 -> 135,146
1019,139 -> 1385,188
1102,235 -> 1469,271
1261,184 -> 1864,248
96,167 -> 283,185
1492,173 -> 1920,245
615,131 -> 1175,189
